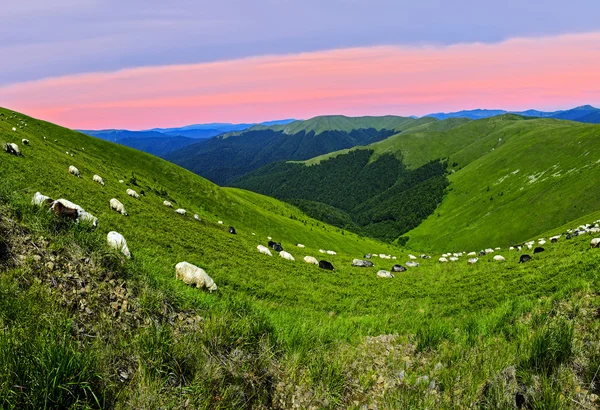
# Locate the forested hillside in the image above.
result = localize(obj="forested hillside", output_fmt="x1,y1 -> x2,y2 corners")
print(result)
165,115 -> 440,185
233,150 -> 448,242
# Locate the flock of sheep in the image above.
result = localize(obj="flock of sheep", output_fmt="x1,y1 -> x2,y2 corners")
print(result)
6,117 -> 600,293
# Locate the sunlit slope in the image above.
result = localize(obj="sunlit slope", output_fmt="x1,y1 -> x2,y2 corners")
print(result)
406,118 -> 600,251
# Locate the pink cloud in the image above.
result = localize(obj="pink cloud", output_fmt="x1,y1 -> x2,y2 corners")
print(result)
1,32 -> 600,129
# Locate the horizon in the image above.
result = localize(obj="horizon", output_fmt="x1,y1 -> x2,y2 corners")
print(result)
1,1 -> 599,129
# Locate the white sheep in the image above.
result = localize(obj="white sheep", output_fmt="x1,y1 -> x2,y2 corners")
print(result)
32,191 -> 51,206
78,211 -> 98,227
257,245 -> 273,256
109,198 -> 128,215
21,139 -> 29,145
449,257 -> 459,262
175,261 -> 217,291
591,238 -> 600,248
126,188 -> 140,199
279,251 -> 295,261
107,231 -> 131,258
468,258 -> 478,265
467,252 -> 477,256
163,200 -> 173,207
303,256 -> 319,265
194,214 -> 200,221
409,254 -> 417,260
484,248 -> 494,254
175,208 -> 186,215
296,244 -> 305,248
493,255 -> 506,262
68,165 -> 80,177
119,180 -> 124,184
377,270 -> 394,278
439,257 -> 448,263
326,250 -> 336,255
218,221 -> 223,224
406,261 -> 419,267
319,249 -> 326,254
93,175 -> 105,186
11,127 -> 16,132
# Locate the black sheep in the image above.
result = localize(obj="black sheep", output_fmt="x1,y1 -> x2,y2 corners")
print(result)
319,260 -> 335,271
228,226 -> 236,235
519,254 -> 532,263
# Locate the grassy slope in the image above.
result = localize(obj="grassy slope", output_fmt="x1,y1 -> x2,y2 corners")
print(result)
407,117 -> 600,251
4,108 -> 600,407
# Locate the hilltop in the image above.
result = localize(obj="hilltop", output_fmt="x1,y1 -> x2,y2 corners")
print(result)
426,104 -> 600,123
165,115 -> 439,185
3,107 -> 600,408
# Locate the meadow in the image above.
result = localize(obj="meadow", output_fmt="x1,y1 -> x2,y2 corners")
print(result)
2,107 -> 600,408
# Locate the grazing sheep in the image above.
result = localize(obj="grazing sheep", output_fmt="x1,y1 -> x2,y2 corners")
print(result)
449,257 -> 459,262
21,139 -> 29,145
439,257 -> 448,263
420,254 -> 431,259
228,226 -> 236,234
392,264 -> 407,272
107,231 -> 131,258
68,165 -> 80,177
406,261 -> 419,268
533,247 -> 545,254
478,251 -> 486,256
267,236 -> 272,240
408,254 -> 417,260
364,254 -> 372,259
296,244 -> 305,248
319,260 -> 334,270
218,221 -> 223,225
109,198 -> 128,215
304,256 -> 319,265
380,254 -> 391,260
519,254 -> 532,263
32,192 -> 53,206
493,255 -> 506,262
485,248 -> 494,254
175,208 -> 186,215
93,175 -> 105,186
352,259 -> 374,267
163,200 -> 173,207
126,188 -> 140,199
377,270 -> 394,278
257,245 -> 273,256
326,250 -> 337,255
319,249 -> 326,254
11,127 -> 16,132
467,252 -> 477,256
468,258 -> 478,265
279,251 -> 295,261
194,214 -> 200,221
119,180 -> 124,183
591,238 -> 600,248
538,240 -> 546,246
392,256 -> 397,260
175,261 -> 217,291
269,241 -> 283,252
4,142 -> 20,155
78,211 -> 98,227
509,246 -> 515,251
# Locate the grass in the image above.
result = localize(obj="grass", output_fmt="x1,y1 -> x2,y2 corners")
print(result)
2,107 -> 600,407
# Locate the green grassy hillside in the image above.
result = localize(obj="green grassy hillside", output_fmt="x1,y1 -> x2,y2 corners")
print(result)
4,107 -> 600,408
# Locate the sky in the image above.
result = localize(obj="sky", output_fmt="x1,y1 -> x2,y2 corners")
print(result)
1,0 -> 599,129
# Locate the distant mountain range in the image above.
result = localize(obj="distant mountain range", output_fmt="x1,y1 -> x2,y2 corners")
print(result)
78,119 -> 295,157
426,105 -> 600,123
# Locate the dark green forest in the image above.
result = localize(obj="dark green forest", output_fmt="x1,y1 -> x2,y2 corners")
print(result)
165,128 -> 397,185
233,149 -> 449,242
